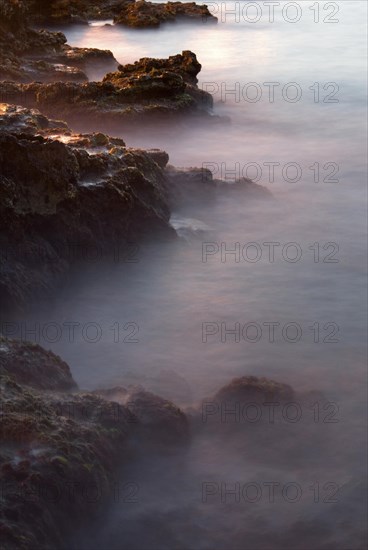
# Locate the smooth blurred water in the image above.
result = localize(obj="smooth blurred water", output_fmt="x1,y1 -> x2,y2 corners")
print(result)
40,0 -> 367,400
24,2 -> 367,548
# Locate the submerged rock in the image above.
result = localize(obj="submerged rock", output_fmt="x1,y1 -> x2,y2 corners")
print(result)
212,375 -> 295,404
166,166 -> 272,208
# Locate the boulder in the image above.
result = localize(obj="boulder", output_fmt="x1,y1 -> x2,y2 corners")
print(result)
212,375 -> 295,404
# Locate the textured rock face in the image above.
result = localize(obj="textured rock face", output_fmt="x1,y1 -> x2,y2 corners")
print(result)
0,51 -> 213,129
0,104 -> 269,312
111,50 -> 202,86
0,104 -> 175,312
28,0 -> 134,24
114,1 -> 217,28
26,0 -> 216,26
0,337 -> 190,550
0,0 -> 116,83
0,337 -> 77,391
0,351 -> 133,550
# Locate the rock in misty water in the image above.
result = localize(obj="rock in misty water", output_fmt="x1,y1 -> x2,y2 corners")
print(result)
0,50 -> 213,130
0,337 -> 190,550
94,386 -> 191,447
212,375 -> 295,404
0,337 -> 77,391
0,2 -> 214,124
27,0 -> 135,25
0,103 -> 175,312
166,165 -> 272,209
114,1 -> 217,28
25,0 -> 217,27
0,0 -> 117,83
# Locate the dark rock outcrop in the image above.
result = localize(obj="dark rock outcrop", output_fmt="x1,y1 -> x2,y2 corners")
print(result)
114,1 -> 217,28
26,0 -> 217,27
0,104 -> 271,312
212,375 -> 295,404
0,0 -> 117,83
0,341 -> 133,550
0,51 -> 213,130
28,0 -> 134,25
0,337 -> 77,391
0,104 -> 175,312
0,337 -> 190,550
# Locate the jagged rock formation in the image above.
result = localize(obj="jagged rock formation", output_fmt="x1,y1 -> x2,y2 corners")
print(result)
0,51 -> 214,130
26,0 -> 217,27
0,0 -> 116,83
0,104 -> 270,312
0,104 -> 175,312
114,1 -> 217,28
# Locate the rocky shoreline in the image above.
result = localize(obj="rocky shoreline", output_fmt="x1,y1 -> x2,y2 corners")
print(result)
28,0 -> 217,27
0,2 -> 276,549
1,336 -> 324,550
0,104 -> 269,313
